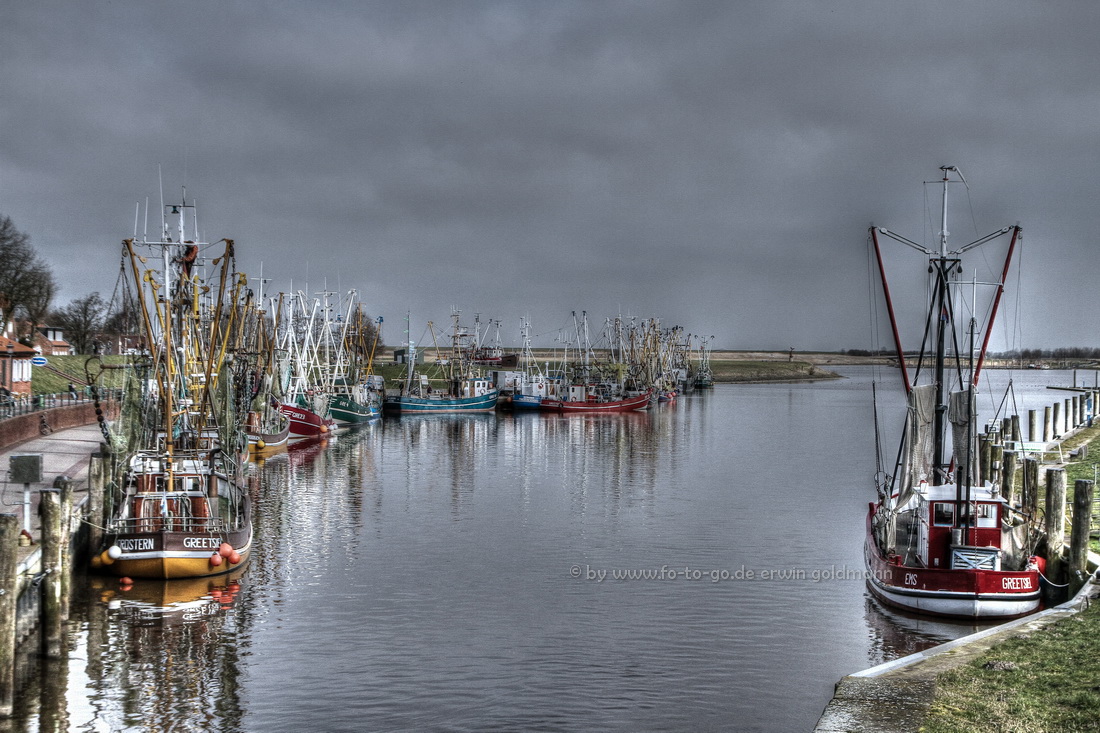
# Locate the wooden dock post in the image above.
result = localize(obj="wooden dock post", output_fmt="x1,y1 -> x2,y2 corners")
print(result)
1043,406 -> 1052,442
1002,449 -> 1018,505
1044,468 -> 1067,584
1024,458 -> 1040,516
40,489 -> 64,658
0,514 -> 18,717
1029,409 -> 1037,442
990,440 -> 1003,494
1011,414 -> 1021,444
979,434 -> 992,483
1052,402 -> 1061,439
58,478 -> 73,625
86,451 -> 106,558
1069,479 -> 1094,592
1064,398 -> 1072,432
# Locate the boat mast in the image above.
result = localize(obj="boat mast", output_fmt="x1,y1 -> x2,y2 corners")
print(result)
931,165 -> 957,486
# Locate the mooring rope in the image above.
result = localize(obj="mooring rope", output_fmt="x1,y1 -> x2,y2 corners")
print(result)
1038,570 -> 1070,588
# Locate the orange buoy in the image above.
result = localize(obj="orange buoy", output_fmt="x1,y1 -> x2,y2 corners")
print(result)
119,577 -> 133,585
210,552 -> 223,566
228,550 -> 241,564
219,542 -> 233,557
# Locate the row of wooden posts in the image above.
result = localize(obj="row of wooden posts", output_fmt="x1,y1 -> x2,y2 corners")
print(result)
978,389 -> 1098,596
0,450 -> 110,717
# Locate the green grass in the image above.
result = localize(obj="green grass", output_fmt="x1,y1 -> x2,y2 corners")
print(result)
31,354 -> 131,394
708,358 -> 837,382
922,602 -> 1100,732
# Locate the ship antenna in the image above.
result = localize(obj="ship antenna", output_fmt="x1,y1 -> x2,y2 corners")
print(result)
159,164 -> 166,240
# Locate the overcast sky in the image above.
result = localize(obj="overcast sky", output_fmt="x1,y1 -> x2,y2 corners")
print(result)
2,2 -> 1097,352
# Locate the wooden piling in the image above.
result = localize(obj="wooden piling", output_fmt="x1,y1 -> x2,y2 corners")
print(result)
1002,449 -> 1018,505
990,441 -> 1003,494
1011,414 -> 1021,444
1024,458 -> 1040,516
1064,398 -> 1072,432
86,451 -> 106,558
1043,406 -> 1052,442
40,489 -> 64,658
0,514 -> 18,717
1069,479 -> 1094,590
1044,468 -> 1066,583
1029,409 -> 1037,442
58,479 -> 73,625
1052,402 -> 1061,439
979,434 -> 992,483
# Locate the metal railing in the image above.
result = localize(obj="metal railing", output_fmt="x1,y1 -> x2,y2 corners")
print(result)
0,388 -> 122,420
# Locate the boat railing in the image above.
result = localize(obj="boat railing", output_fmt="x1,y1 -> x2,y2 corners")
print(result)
113,491 -> 229,534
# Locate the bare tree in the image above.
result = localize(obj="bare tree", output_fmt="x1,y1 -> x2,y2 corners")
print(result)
52,292 -> 106,354
0,216 -> 56,336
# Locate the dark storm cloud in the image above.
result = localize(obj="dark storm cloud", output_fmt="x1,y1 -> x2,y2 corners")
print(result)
2,1 -> 1098,351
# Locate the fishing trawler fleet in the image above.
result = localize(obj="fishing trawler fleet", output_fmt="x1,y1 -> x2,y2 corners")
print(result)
86,189 -> 714,581
87,167 -> 1056,628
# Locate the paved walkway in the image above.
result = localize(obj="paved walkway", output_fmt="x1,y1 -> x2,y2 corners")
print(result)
1,423 -> 104,571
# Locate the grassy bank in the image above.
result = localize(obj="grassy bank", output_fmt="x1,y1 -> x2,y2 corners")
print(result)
30,354 -> 131,394
921,422 -> 1100,731
708,358 -> 839,383
923,600 -> 1100,731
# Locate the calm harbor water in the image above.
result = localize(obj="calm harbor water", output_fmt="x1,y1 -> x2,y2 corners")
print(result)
13,367 -> 1093,732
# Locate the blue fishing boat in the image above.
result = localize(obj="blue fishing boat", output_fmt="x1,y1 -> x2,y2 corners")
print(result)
383,381 -> 499,414
383,313 -> 499,415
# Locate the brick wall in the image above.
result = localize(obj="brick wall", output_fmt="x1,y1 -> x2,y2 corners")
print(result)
0,402 -> 119,452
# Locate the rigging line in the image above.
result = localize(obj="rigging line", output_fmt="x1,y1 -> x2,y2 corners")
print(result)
964,183 -> 981,240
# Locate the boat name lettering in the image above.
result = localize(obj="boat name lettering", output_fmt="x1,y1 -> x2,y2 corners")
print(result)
117,538 -> 155,551
183,537 -> 223,549
1002,576 -> 1033,590
903,573 -> 918,587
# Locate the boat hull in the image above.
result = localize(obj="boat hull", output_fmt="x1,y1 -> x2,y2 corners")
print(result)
328,394 -> 380,424
280,402 -> 335,438
383,390 -> 499,414
247,421 -> 291,455
541,390 -> 652,413
864,506 -> 1040,619
511,393 -> 544,410
99,536 -> 252,579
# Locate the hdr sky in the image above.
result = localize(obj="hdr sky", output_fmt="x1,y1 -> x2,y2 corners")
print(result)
2,2 -> 1097,352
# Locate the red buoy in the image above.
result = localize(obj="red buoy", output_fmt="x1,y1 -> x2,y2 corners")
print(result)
228,550 -> 241,565
219,542 -> 233,558
210,553 -> 223,566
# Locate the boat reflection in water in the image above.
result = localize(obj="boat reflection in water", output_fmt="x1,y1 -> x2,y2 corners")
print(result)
862,595 -> 985,667
75,568 -> 250,731
90,566 -> 248,625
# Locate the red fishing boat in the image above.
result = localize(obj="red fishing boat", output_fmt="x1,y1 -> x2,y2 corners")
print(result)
541,386 -> 652,413
863,166 -> 1039,619
280,400 -> 335,439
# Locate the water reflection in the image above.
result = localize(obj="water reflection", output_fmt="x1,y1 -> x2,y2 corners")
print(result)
862,595 -> 985,665
11,570 -> 252,732
19,377 -> 1077,731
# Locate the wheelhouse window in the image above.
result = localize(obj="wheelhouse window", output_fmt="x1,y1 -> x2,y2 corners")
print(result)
933,502 -> 955,526
975,502 -> 998,528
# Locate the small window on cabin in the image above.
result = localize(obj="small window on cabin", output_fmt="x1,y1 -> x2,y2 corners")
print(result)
975,502 -> 998,528
933,502 -> 955,526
